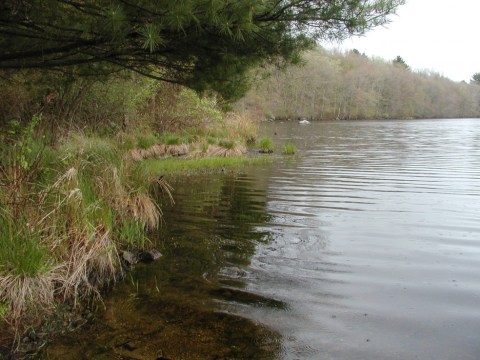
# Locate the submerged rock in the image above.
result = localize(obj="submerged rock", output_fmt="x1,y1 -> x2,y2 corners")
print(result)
122,251 -> 138,265
137,249 -> 162,263
122,249 -> 163,266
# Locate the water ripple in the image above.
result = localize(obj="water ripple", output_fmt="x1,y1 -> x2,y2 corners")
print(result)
245,119 -> 480,360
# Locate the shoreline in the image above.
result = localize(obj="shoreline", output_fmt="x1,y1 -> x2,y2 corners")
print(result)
0,146 -> 277,359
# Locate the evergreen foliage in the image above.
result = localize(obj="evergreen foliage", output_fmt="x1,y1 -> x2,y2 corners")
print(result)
472,73 -> 480,85
0,0 -> 404,100
393,55 -> 409,70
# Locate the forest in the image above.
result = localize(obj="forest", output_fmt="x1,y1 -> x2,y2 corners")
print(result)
241,48 -> 480,120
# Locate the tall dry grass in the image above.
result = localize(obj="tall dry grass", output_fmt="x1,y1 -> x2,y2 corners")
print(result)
221,112 -> 259,144
0,130 -> 172,331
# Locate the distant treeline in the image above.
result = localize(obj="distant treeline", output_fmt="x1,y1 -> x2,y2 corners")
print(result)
241,48 -> 480,120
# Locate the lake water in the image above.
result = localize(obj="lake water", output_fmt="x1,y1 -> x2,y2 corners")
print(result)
43,119 -> 480,360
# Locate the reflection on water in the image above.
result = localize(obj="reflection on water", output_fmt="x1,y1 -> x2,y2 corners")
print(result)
43,119 -> 480,360
42,173 -> 283,360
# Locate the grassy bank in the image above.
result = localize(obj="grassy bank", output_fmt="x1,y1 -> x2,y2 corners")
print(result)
0,130 -> 277,357
0,73 -> 269,354
141,155 -> 273,175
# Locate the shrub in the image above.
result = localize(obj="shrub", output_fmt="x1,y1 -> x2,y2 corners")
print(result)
175,88 -> 224,129
151,86 -> 225,134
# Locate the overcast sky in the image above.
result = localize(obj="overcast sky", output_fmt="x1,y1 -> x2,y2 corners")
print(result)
325,0 -> 480,83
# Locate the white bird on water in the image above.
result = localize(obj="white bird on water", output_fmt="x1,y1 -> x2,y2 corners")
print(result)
298,119 -> 311,124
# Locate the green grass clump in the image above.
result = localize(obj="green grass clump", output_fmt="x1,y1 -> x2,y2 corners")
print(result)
160,132 -> 181,145
201,142 -> 209,153
207,136 -> 217,145
0,214 -> 49,277
218,139 -> 235,150
282,142 -> 297,155
136,133 -> 158,149
60,134 -> 122,169
258,137 -> 274,153
116,218 -> 149,248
